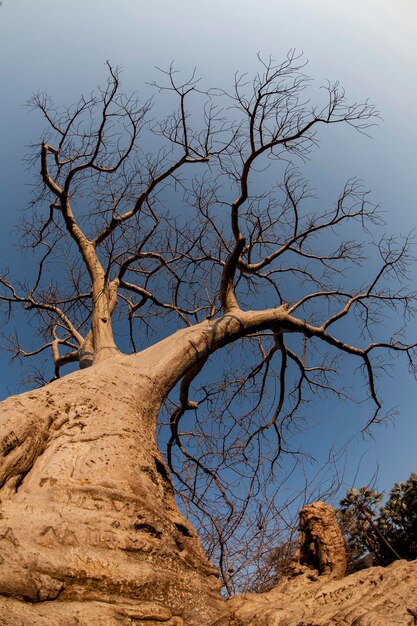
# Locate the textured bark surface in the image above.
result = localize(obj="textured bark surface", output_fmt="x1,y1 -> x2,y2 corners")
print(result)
0,348 -> 224,625
1,339 -> 416,625
227,558 -> 417,625
226,503 -> 417,625
290,500 -> 347,579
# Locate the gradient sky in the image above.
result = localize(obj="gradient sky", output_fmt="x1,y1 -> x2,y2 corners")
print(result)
0,0 -> 416,499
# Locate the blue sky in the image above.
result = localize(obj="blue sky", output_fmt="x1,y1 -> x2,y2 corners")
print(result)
0,0 -> 416,499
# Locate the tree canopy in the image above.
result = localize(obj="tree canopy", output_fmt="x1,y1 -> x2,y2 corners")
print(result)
340,472 -> 417,572
1,52 -> 416,591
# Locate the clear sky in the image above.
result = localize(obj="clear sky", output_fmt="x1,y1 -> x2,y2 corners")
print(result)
0,0 -> 416,499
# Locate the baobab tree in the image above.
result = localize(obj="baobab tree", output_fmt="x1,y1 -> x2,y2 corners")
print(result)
0,52 -> 415,622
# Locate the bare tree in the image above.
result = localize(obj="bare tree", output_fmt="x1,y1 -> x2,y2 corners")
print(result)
0,52 -> 416,602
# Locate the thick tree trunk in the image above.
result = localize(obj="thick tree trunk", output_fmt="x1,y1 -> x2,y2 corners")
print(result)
0,326 -> 229,625
90,280 -> 120,365
0,308 -> 299,624
2,324 -> 417,625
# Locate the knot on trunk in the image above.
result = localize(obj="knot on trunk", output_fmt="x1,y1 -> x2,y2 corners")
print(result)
77,346 -> 94,369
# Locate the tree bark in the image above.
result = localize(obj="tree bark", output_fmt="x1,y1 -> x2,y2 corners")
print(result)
0,323 -> 234,624
0,307 -> 306,624
2,328 -> 417,625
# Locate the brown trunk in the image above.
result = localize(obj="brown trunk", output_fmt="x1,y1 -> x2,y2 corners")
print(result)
90,282 -> 120,364
0,345 -> 226,624
1,324 -> 417,625
0,308 -> 290,624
